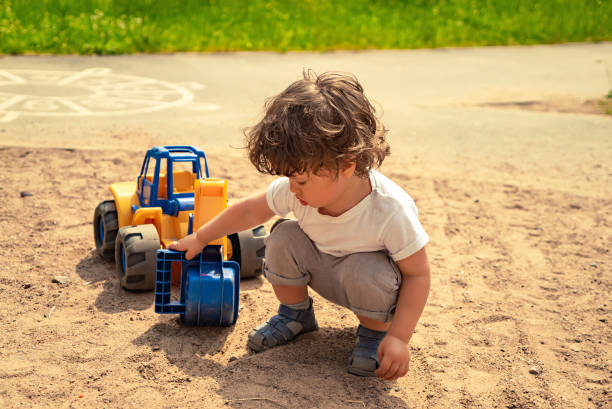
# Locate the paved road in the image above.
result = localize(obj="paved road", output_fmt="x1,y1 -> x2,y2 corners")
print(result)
0,43 -> 610,191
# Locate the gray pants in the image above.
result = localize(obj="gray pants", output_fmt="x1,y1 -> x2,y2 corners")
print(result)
263,220 -> 402,322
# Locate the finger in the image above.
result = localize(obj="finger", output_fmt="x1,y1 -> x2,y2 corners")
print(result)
398,363 -> 409,378
168,241 -> 178,250
390,363 -> 407,381
382,362 -> 401,380
173,241 -> 187,251
376,354 -> 392,377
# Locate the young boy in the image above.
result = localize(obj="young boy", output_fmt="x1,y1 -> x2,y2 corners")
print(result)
169,71 -> 430,380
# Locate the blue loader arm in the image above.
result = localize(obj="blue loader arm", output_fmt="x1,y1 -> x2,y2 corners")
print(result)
155,246 -> 240,326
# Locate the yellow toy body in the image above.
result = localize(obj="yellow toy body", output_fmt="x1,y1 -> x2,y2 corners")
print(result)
93,146 -> 263,291
109,177 -> 231,257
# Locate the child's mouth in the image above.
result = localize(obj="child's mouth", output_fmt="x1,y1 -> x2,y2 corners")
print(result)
298,198 -> 307,206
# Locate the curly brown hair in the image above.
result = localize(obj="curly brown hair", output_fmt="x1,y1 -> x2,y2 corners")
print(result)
244,70 -> 390,178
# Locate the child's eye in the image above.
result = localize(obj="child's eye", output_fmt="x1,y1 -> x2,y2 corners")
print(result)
296,181 -> 306,185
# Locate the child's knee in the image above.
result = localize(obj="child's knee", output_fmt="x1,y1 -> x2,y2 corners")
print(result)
265,219 -> 301,258
263,220 -> 314,286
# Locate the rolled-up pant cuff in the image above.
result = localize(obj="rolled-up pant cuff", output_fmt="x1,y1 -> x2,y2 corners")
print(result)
263,264 -> 310,287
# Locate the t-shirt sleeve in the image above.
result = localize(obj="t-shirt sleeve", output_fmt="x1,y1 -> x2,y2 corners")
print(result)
266,177 -> 293,217
381,200 -> 429,261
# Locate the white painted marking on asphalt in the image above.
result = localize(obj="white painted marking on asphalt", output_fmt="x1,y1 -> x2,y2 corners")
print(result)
79,98 -> 128,109
97,96 -> 167,105
0,111 -> 19,122
108,78 -> 157,88
0,71 -> 27,84
0,95 -> 26,111
23,99 -> 60,111
56,98 -> 93,114
57,67 -> 111,85
0,68 -> 204,122
178,82 -> 207,90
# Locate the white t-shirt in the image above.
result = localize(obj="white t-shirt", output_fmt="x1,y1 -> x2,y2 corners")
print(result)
265,170 -> 429,261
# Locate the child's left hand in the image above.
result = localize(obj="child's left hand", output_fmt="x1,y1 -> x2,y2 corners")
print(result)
376,334 -> 410,380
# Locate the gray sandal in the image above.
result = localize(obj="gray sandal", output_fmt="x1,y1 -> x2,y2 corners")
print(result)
247,298 -> 318,352
348,325 -> 386,377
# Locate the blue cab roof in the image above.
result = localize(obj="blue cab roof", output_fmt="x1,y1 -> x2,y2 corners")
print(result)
147,146 -> 205,161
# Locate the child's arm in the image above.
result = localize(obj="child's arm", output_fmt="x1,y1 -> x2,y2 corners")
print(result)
168,191 -> 275,260
376,247 -> 430,380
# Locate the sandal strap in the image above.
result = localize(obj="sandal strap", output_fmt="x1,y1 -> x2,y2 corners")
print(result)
353,325 -> 386,359
269,315 -> 299,342
277,303 -> 311,322
348,325 -> 386,376
357,324 -> 387,339
247,297 -> 318,352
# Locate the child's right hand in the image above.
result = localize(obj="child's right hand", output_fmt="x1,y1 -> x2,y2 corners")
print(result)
168,233 -> 206,260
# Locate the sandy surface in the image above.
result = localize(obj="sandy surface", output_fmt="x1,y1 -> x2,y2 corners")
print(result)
0,127 -> 610,408
0,45 -> 611,409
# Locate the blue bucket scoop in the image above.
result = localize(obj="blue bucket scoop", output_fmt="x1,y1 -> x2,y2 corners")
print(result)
154,245 -> 240,326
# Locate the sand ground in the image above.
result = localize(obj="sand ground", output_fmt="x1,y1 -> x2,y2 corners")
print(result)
0,45 -> 611,408
1,133 -> 610,408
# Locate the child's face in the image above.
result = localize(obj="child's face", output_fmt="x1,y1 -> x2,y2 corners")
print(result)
288,165 -> 354,212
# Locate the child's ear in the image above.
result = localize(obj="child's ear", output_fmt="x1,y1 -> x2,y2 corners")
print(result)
339,160 -> 356,178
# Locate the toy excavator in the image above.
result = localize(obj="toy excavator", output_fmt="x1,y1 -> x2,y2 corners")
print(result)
93,146 -> 266,326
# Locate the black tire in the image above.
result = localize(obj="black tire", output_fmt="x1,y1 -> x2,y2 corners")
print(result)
93,200 -> 118,260
229,225 -> 267,279
115,224 -> 160,290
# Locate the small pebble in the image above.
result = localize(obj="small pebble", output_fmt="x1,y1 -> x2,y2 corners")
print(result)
52,276 -> 70,285
22,283 -> 31,289
589,263 -> 598,268
20,191 -> 33,198
229,356 -> 237,362
529,366 -> 542,375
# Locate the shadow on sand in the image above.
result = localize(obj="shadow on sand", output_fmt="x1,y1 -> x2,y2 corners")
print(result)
75,251 -> 265,314
75,251 -> 154,312
133,323 -> 410,408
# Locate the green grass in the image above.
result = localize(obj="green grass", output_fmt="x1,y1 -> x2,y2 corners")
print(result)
1,0 -> 611,54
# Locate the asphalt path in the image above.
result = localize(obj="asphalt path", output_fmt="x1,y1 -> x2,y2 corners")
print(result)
0,43 -> 611,192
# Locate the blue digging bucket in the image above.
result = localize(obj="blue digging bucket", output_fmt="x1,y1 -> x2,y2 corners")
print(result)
155,246 -> 240,326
